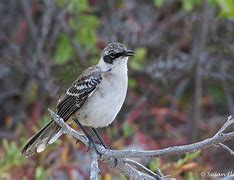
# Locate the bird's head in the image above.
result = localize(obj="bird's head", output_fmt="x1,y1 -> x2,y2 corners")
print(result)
98,42 -> 134,72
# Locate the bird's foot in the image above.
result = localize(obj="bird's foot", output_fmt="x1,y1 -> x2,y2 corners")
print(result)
86,140 -> 101,155
91,128 -> 108,149
86,140 -> 92,152
100,142 -> 108,149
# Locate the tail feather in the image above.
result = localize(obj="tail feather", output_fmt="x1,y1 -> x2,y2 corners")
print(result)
48,129 -> 63,144
21,121 -> 61,157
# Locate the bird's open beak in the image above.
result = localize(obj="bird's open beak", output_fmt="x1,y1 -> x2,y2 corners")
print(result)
124,50 -> 134,57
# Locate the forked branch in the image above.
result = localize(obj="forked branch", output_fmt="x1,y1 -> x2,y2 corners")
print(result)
48,109 -> 234,179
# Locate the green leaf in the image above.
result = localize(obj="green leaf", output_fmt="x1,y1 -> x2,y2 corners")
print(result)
74,15 -> 100,51
35,167 -> 48,180
181,0 -> 202,11
149,158 -> 161,172
176,151 -> 201,167
208,0 -> 219,6
153,0 -> 165,7
185,150 -> 201,160
54,34 -> 73,65
208,83 -> 224,103
217,0 -> 234,19
185,171 -> 197,180
0,140 -> 25,173
128,78 -> 137,89
67,0 -> 89,13
54,0 -> 100,66
120,174 -> 128,180
123,121 -> 134,137
129,48 -> 147,71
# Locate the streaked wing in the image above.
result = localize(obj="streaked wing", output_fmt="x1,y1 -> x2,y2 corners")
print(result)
56,67 -> 102,121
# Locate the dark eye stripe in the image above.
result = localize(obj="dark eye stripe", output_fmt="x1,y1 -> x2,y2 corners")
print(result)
110,52 -> 123,59
114,52 -> 123,58
103,51 -> 124,64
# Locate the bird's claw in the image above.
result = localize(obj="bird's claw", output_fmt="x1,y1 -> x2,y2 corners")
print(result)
102,143 -> 108,149
86,140 -> 101,155
86,140 -> 92,152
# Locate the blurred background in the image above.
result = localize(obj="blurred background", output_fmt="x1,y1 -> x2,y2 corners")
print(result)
0,0 -> 234,179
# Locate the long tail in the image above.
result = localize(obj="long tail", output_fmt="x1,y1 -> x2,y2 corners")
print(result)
21,121 -> 62,157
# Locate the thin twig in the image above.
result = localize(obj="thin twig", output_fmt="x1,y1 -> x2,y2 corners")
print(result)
123,158 -> 163,179
156,168 -> 174,179
22,0 -> 38,42
33,0 -> 53,65
216,116 -> 234,135
157,168 -> 164,177
103,116 -> 234,159
99,154 -> 156,179
218,143 -> 234,155
90,150 -> 100,180
188,1 -> 211,141
104,132 -> 234,159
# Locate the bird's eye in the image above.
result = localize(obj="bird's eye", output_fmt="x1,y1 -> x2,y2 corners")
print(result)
103,55 -> 114,64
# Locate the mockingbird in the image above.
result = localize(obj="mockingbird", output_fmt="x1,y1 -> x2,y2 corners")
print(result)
21,42 -> 134,156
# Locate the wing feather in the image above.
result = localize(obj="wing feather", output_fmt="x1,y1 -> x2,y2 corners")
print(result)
56,67 -> 102,122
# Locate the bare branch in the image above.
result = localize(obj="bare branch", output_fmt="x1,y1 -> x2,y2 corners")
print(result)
33,0 -> 54,65
217,143 -> 234,155
123,158 -> 164,179
188,1 -> 212,141
22,0 -> 38,42
48,108 -> 89,146
90,150 -> 100,180
100,157 -> 156,180
48,109 -> 160,179
156,168 -> 173,179
215,116 -> 234,135
101,116 -> 234,159
48,109 -> 234,179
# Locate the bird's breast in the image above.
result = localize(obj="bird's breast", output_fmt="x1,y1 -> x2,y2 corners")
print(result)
77,71 -> 128,128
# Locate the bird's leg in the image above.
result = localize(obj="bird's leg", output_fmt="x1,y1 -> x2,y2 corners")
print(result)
92,128 -> 108,149
72,117 -> 99,153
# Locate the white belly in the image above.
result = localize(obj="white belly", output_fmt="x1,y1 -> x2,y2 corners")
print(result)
76,72 -> 128,128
